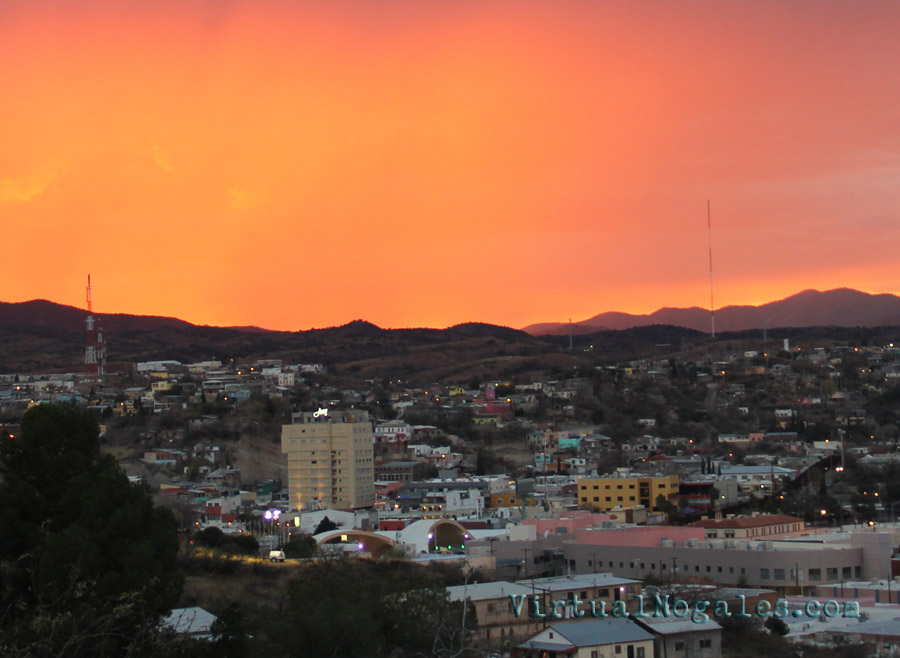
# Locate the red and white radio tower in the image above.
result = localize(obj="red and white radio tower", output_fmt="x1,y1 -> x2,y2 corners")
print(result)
84,274 -> 106,378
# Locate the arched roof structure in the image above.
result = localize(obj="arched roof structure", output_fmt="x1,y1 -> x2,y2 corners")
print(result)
314,529 -> 396,558
376,518 -> 472,554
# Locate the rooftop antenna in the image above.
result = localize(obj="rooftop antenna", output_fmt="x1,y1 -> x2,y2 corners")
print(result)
568,318 -> 573,351
707,200 -> 715,339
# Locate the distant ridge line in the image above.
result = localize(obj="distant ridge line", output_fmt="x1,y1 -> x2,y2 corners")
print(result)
522,288 -> 900,335
2,288 -> 900,336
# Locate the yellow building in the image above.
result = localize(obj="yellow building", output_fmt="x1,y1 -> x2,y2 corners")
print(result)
281,409 -> 374,510
577,473 -> 679,512
488,492 -> 537,508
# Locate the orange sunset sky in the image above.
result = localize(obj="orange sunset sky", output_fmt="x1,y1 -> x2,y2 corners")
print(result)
2,1 -> 899,331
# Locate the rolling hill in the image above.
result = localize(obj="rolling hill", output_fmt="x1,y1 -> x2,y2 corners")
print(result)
523,289 -> 900,335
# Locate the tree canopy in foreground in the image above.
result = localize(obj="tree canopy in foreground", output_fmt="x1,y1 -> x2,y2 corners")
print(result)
0,404 -> 183,657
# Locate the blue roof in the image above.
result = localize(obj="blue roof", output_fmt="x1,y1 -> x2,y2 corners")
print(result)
520,618 -> 655,649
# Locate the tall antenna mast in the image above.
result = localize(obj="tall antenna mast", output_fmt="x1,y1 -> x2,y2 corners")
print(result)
707,200 -> 715,339
84,274 -> 106,379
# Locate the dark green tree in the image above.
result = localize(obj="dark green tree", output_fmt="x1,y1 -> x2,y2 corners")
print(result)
656,494 -> 680,523
0,405 -> 183,657
313,516 -> 338,535
764,616 -> 789,637
264,560 -> 471,658
282,535 -> 317,559
193,526 -> 227,549
193,527 -> 259,556
205,603 -> 248,658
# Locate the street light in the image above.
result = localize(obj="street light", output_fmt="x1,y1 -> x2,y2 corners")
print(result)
263,509 -> 282,546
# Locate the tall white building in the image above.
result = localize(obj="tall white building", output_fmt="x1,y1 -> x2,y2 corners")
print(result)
281,409 -> 374,510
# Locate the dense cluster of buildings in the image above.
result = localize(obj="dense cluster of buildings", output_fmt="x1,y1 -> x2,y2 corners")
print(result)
4,339 -> 900,656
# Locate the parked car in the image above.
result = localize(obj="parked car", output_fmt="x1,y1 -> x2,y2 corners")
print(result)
268,549 -> 286,562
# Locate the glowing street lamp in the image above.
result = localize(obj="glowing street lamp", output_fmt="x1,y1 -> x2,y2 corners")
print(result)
263,509 -> 283,545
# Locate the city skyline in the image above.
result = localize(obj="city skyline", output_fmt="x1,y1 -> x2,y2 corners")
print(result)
3,1 -> 899,330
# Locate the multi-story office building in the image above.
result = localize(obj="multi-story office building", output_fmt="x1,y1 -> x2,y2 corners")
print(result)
281,409 -> 374,510
578,473 -> 679,512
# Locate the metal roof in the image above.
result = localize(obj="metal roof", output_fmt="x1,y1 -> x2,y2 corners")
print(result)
445,581 -> 534,602
519,618 -> 655,649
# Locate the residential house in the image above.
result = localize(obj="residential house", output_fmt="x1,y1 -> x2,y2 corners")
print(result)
515,618 -> 655,658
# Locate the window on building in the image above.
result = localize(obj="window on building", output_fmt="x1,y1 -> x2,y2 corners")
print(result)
674,641 -> 685,651
761,568 -> 770,580
774,569 -> 785,580
699,639 -> 711,648
808,568 -> 821,581
842,567 -> 852,579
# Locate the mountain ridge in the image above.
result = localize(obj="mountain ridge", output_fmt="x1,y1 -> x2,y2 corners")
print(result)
523,288 -> 900,335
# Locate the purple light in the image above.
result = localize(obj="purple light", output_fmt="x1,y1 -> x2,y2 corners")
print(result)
263,510 -> 273,521
427,532 -> 434,540
357,542 -> 365,551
